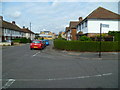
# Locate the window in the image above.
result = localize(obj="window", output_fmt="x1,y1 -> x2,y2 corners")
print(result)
4,29 -> 6,34
85,20 -> 87,27
79,25 -> 81,30
7,29 -> 10,34
82,23 -> 84,29
11,30 -> 13,34
32,41 -> 41,43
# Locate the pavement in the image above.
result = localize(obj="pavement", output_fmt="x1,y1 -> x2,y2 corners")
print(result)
2,41 -> 118,88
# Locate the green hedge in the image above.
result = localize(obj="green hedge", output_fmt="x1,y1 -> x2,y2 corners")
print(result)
54,40 -> 119,52
13,38 -> 31,43
13,39 -> 21,43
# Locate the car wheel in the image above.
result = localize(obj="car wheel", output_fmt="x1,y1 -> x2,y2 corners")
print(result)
30,48 -> 33,50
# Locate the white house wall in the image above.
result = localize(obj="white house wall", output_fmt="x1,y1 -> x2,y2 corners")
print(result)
3,28 -> 24,37
87,19 -> 119,33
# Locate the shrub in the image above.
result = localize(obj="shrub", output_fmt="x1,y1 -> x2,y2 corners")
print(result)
55,38 -> 67,41
54,40 -> 119,52
20,38 -> 30,43
79,36 -> 92,41
13,38 -> 31,43
108,31 -> 120,41
114,33 -> 120,41
13,39 -> 21,43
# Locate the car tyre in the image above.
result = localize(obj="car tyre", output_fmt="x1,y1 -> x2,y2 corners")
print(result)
30,48 -> 33,50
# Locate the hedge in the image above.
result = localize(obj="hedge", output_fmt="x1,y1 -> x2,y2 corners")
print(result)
13,38 -> 31,43
54,40 -> 119,52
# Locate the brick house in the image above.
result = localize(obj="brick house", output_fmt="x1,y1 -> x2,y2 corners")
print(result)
64,17 -> 82,40
69,21 -> 80,40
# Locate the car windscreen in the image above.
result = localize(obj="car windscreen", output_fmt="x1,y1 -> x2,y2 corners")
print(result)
32,41 -> 41,43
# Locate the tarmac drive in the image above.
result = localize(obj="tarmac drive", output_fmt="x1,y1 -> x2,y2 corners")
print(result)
2,41 -> 118,88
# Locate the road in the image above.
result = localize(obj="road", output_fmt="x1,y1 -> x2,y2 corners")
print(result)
2,41 -> 118,88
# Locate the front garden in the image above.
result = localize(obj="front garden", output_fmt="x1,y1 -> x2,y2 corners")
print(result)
54,31 -> 120,52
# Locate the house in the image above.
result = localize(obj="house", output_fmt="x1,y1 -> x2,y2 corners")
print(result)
64,27 -> 70,40
0,16 -> 35,42
21,26 -> 35,40
69,21 -> 80,40
0,16 -> 24,42
64,17 -> 82,40
76,7 -> 120,37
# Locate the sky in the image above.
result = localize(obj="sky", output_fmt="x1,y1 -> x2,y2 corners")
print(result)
0,0 -> 119,34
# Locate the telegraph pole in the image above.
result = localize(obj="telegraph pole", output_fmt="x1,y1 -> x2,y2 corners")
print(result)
30,22 -> 31,31
30,22 -> 32,40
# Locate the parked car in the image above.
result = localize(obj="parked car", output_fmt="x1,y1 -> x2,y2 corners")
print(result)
42,40 -> 46,47
5,40 -> 13,45
43,40 -> 49,46
30,40 -> 45,50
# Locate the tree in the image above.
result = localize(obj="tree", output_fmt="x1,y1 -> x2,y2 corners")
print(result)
35,33 -> 39,39
58,34 -> 62,38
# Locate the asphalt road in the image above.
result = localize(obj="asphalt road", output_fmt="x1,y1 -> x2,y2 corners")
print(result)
2,41 -> 118,88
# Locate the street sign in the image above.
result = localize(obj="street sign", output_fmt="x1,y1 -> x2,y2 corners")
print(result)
99,23 -> 109,58
102,24 -> 109,28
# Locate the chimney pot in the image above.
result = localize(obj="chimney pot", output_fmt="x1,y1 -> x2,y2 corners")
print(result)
0,16 -> 3,20
79,17 -> 82,21
23,26 -> 25,28
12,21 -> 16,24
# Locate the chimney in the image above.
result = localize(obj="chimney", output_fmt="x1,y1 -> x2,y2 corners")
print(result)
0,16 -> 3,20
79,17 -> 82,21
23,26 -> 25,28
12,21 -> 16,24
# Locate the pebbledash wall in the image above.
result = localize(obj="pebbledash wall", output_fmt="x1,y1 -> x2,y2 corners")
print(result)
77,19 -> 119,34
87,19 -> 119,33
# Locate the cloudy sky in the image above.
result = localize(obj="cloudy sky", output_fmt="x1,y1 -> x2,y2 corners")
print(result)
1,0 -> 119,34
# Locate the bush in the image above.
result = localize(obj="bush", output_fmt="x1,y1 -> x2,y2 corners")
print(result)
54,40 -> 119,52
79,36 -> 92,41
13,39 -> 21,43
13,38 -> 31,43
20,38 -> 31,43
114,33 -> 120,41
55,38 -> 67,41
108,31 -> 120,41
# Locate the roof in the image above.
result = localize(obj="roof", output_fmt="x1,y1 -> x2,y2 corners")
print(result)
86,7 -> 120,19
66,27 -> 70,32
21,28 -> 34,34
2,20 -> 21,31
69,21 -> 79,29
64,27 -> 70,34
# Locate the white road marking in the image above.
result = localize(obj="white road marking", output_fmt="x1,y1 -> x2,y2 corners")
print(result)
8,73 -> 113,82
102,73 -> 112,76
32,51 -> 40,57
1,73 -> 112,89
2,79 -> 15,89
94,74 -> 102,77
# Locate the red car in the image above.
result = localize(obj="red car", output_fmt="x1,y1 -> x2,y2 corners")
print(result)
30,40 -> 45,50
